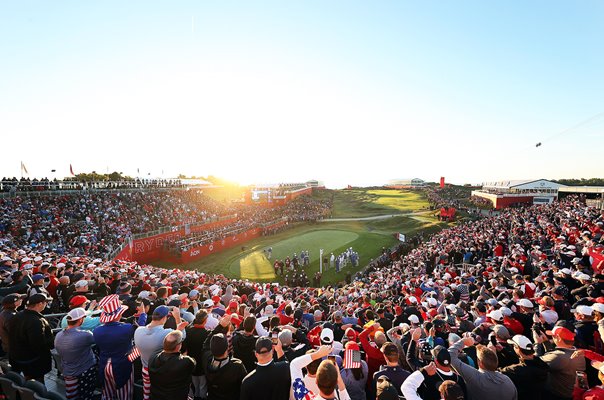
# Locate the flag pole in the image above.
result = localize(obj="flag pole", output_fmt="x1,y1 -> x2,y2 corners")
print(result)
320,249 -> 323,274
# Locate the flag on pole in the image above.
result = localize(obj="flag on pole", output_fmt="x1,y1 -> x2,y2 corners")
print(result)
20,161 -> 28,175
70,164 -> 75,176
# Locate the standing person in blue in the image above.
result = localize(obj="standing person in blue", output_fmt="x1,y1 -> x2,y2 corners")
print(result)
93,294 -> 137,400
54,307 -> 97,400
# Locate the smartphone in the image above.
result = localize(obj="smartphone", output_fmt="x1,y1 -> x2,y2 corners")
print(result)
327,355 -> 336,364
490,335 -> 497,346
576,371 -> 589,390
271,331 -> 279,345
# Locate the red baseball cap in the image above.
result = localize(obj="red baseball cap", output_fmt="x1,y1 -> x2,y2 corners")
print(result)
546,326 -> 575,341
70,295 -> 88,307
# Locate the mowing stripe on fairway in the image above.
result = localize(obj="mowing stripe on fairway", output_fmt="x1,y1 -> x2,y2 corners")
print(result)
229,229 -> 359,281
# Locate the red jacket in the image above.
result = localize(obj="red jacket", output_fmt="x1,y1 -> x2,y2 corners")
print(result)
358,326 -> 386,388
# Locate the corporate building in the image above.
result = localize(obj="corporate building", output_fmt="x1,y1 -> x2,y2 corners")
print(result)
386,178 -> 426,189
471,179 -> 566,209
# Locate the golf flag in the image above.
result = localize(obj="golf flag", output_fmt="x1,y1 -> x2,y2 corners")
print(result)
440,177 -> 445,188
20,161 -> 28,175
70,164 -> 75,176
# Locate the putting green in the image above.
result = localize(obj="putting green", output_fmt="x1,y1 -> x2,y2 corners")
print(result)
229,229 -> 359,281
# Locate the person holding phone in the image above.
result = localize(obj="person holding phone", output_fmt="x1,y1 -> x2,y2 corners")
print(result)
290,345 -> 351,400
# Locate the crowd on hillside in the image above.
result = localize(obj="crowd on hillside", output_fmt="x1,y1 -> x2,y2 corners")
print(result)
0,191 -> 229,260
0,193 -> 603,400
166,196 -> 332,254
0,178 -> 186,193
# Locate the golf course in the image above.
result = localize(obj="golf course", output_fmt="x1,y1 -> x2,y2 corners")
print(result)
158,188 -> 448,285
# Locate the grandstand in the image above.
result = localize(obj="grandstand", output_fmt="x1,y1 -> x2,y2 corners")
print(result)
1,181 -> 604,400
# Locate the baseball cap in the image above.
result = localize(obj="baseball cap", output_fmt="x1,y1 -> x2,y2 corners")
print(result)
66,307 -> 87,321
572,305 -> 593,316
516,299 -> 533,308
31,273 -> 44,282
376,377 -> 398,400
210,333 -> 228,357
74,280 -> 88,289
546,325 -> 576,341
487,310 -> 504,322
69,295 -> 88,307
28,293 -> 49,305
507,335 -> 534,352
408,314 -> 420,324
188,289 -> 199,298
255,337 -> 273,354
202,299 -> 214,308
493,325 -> 511,340
278,330 -> 293,346
333,310 -> 343,320
1,293 -> 25,305
320,328 -> 334,345
153,305 -> 170,318
592,303 -> 604,314
430,345 -> 451,366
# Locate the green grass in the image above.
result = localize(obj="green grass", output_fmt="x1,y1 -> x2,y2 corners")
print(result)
155,189 -> 448,285
323,189 -> 432,218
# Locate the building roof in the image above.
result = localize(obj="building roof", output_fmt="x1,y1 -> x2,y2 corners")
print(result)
482,179 -> 565,190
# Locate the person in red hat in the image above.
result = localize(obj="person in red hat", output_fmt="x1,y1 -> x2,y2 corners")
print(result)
535,323 -> 586,400
340,341 -> 368,400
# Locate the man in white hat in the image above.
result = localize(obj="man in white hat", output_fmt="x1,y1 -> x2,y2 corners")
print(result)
54,308 -> 97,400
573,305 -> 598,349
500,335 -> 549,400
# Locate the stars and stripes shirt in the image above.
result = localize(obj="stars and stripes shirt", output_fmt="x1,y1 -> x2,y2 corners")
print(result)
290,354 -> 351,400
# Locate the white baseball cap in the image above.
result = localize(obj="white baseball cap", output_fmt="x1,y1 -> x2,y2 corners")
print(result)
320,328 -> 334,344
408,314 -> 420,324
66,307 -> 87,321
572,305 -> 593,316
592,303 -> 604,314
507,335 -> 534,351
517,299 -> 533,308
487,310 -> 504,322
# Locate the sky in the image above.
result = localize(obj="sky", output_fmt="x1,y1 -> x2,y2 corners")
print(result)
1,1 -> 603,188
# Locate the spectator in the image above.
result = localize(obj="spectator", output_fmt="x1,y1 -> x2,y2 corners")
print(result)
535,323 -> 586,400
8,293 -> 53,382
0,293 -> 25,355
500,335 -> 549,400
290,345 -> 351,399
240,336 -> 290,400
402,346 -> 467,400
148,330 -> 196,400
134,305 -> 188,400
448,337 -> 517,400
232,315 -> 259,372
340,341 -> 368,400
200,314 -> 248,400
372,342 -> 410,397
54,307 -> 97,400
182,310 -> 210,400
93,294 -> 137,400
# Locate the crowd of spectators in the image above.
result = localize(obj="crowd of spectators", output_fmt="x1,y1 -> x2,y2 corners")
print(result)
166,195 -> 331,254
0,191 -> 229,260
0,192 -> 603,400
0,178 -> 186,193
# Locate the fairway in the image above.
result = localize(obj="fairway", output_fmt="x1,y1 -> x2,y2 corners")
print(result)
154,189 -> 449,285
230,230 -> 359,280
